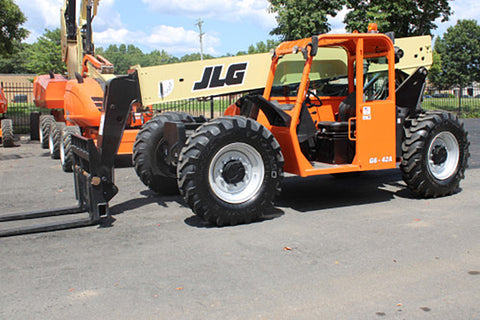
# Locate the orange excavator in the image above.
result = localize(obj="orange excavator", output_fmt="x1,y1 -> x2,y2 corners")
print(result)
33,0 -> 152,171
0,83 -> 14,147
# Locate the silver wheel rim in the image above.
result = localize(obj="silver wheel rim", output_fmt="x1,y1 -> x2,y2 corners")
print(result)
60,139 -> 66,165
39,126 -> 44,144
427,131 -> 459,180
209,142 -> 265,204
49,132 -> 54,154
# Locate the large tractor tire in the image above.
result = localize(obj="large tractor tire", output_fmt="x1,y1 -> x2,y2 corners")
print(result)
133,112 -> 195,195
400,111 -> 469,198
1,119 -> 15,147
49,121 -> 66,159
177,116 -> 284,226
39,115 -> 55,149
30,112 -> 40,141
60,126 -> 81,172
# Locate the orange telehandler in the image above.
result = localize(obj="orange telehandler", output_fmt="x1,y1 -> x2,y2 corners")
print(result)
124,27 -> 469,226
33,0 -> 152,172
0,26 -> 469,236
127,26 -> 468,225
0,83 -> 15,147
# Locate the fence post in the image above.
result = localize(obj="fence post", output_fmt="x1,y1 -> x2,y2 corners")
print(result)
458,83 -> 462,115
210,96 -> 214,119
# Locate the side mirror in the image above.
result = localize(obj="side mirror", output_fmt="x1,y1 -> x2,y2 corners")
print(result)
310,36 -> 319,57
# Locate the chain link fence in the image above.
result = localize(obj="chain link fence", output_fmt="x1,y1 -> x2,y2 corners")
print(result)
1,81 -> 478,135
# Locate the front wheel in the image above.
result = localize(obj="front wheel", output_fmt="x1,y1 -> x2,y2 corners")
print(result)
400,111 -> 469,197
133,112 -> 195,195
177,116 -> 284,226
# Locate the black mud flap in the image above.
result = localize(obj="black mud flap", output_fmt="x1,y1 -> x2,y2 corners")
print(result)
0,75 -> 138,237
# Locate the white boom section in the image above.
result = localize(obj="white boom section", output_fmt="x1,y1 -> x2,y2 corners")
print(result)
60,0 -> 101,79
134,35 -> 432,105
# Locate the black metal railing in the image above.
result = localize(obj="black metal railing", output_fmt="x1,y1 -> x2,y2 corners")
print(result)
1,81 -> 36,133
1,81 -> 478,135
423,86 -> 480,116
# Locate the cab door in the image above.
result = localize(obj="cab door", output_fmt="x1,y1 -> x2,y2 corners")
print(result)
354,40 -> 397,171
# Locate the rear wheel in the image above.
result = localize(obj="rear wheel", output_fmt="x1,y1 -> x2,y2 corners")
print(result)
60,126 -> 81,172
39,115 -> 55,149
1,119 -> 15,147
401,111 -> 469,197
49,122 -> 66,159
133,112 -> 194,195
177,116 -> 284,226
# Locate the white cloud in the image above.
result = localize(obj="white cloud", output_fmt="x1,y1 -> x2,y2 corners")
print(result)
140,0 -> 276,29
94,25 -> 220,55
15,0 -> 63,42
451,0 -> 480,21
432,0 -> 480,38
328,7 -> 348,34
94,7 -> 123,31
15,0 -> 220,55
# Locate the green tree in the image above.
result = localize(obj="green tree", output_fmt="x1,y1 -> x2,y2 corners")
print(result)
427,50 -> 447,89
268,0 -> 345,41
97,44 -> 182,73
179,53 -> 214,62
344,0 -> 452,36
247,40 -> 279,54
432,20 -> 480,110
24,29 -> 66,74
0,0 -> 29,56
98,44 -> 131,74
144,49 -> 179,66
0,42 -> 30,73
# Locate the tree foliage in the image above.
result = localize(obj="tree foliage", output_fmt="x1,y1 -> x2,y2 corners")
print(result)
248,40 -> 279,54
268,0 -> 346,41
96,45 -> 184,74
430,20 -> 480,89
23,29 -> 66,74
428,50 -> 446,89
0,42 -> 30,73
0,0 -> 29,56
344,0 -> 452,37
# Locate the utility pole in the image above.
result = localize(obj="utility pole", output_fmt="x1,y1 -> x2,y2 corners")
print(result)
196,18 -> 205,60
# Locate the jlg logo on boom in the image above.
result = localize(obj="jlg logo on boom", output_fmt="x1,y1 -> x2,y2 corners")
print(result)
193,62 -> 248,91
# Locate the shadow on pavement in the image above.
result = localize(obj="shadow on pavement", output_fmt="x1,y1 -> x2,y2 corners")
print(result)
276,169 -> 416,213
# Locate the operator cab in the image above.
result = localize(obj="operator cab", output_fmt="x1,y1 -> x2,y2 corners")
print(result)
260,33 -> 398,176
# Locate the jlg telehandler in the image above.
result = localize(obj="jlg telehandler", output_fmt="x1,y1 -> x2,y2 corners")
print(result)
0,83 -> 15,147
77,26 -> 467,227
123,26 -> 469,226
0,27 -> 469,236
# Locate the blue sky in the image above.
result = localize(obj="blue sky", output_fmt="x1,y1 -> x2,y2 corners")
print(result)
14,0 -> 480,57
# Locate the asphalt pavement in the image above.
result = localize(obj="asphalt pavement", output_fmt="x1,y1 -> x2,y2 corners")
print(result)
0,119 -> 479,319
